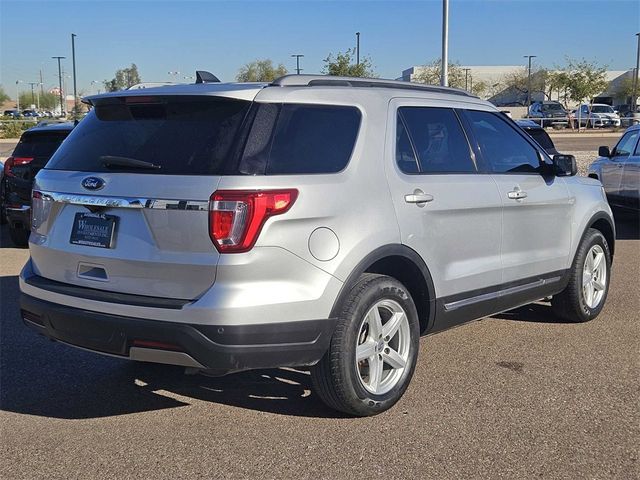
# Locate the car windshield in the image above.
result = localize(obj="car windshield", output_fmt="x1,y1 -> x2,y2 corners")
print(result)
541,103 -> 563,112
591,105 -> 614,113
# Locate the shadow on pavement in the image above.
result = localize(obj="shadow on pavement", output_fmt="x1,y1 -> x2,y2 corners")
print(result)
0,274 -> 342,420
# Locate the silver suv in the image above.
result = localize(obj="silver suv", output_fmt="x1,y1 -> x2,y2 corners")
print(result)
19,74 -> 615,416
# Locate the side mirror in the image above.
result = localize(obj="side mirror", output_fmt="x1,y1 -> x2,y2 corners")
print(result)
552,154 -> 577,177
598,146 -> 610,157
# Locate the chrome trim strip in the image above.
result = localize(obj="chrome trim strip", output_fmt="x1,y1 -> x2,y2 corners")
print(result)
129,347 -> 206,369
6,205 -> 30,212
444,276 -> 562,311
35,190 -> 209,211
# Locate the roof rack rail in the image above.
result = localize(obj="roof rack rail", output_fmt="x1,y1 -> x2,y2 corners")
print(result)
196,70 -> 220,84
271,74 -> 475,97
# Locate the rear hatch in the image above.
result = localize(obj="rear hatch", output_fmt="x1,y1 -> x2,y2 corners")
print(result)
5,129 -> 71,205
30,95 -> 252,300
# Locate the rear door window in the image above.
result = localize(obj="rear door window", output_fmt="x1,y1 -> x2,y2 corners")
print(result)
613,130 -> 640,158
45,97 -> 251,175
396,107 -> 475,174
239,104 -> 361,175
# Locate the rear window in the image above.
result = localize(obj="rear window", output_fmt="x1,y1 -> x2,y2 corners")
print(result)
525,128 -> 555,151
45,98 -> 361,176
14,131 -> 70,159
238,103 -> 361,175
46,97 -> 251,175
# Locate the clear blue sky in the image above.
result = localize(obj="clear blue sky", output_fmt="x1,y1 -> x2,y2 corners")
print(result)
1,0 -> 638,95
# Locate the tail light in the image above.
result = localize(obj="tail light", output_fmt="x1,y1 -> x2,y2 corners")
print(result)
3,156 -> 34,177
31,190 -> 53,234
209,189 -> 298,253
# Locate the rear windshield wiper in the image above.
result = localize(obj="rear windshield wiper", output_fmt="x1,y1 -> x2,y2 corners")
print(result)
100,155 -> 161,170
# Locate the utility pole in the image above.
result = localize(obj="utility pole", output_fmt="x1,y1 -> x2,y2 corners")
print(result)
28,82 -> 38,105
441,0 -> 449,86
52,56 -> 66,116
39,69 -> 45,95
15,80 -> 23,111
633,32 -> 640,111
524,55 -> 537,108
464,68 -> 471,91
356,32 -> 360,66
291,54 -> 304,74
71,33 -> 78,114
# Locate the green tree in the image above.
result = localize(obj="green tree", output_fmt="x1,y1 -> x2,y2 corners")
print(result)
563,58 -> 608,104
18,91 -> 60,110
322,48 -> 376,78
104,64 -> 142,92
0,85 -> 10,104
499,66 -> 548,100
236,59 -> 287,82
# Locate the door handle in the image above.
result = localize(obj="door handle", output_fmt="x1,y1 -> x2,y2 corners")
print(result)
404,191 -> 434,204
507,189 -> 528,200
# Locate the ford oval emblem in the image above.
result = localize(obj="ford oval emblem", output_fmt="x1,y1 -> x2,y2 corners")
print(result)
81,177 -> 105,191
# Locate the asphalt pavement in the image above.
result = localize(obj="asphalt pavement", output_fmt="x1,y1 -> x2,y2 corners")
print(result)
0,214 -> 638,479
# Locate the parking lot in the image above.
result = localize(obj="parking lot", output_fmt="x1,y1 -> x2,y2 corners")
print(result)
0,213 -> 638,479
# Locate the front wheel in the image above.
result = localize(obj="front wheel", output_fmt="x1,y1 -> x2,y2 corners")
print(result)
311,274 -> 420,416
551,228 -> 611,322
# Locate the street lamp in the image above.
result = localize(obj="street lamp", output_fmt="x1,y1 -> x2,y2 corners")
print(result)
633,32 -> 639,111
15,80 -> 23,111
71,34 -> 78,114
523,55 -> 537,108
183,75 -> 195,81
168,71 -> 180,81
441,0 -> 449,87
90,80 -> 101,94
355,32 -> 360,66
291,54 -> 304,75
52,56 -> 66,116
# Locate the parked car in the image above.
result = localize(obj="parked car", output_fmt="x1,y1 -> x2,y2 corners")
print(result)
526,101 -> 568,128
1,122 -> 74,245
573,104 -> 621,128
516,119 -> 560,155
19,74 -> 615,416
615,104 -> 640,127
588,124 -> 640,212
3,109 -> 21,118
22,109 -> 39,118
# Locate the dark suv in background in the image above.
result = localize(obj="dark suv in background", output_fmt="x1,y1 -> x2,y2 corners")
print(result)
526,101 -> 568,128
1,123 -> 74,246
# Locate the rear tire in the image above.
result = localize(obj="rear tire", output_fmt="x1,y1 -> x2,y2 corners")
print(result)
8,225 -> 29,247
551,228 -> 611,322
311,273 -> 420,416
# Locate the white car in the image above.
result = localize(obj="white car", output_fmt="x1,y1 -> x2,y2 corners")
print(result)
574,104 -> 621,128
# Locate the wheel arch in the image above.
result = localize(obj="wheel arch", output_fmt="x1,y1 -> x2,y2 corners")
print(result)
582,211 -> 615,258
330,244 -> 436,334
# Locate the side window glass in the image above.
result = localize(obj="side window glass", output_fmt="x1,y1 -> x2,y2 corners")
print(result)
465,110 -> 542,174
613,130 -> 640,159
397,107 -> 475,174
396,116 -> 419,173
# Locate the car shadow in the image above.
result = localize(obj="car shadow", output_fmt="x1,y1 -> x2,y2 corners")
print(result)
0,274 -> 344,420
491,302 -> 569,324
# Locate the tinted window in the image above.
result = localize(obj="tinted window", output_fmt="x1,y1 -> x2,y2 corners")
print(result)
613,130 -> 640,158
466,110 -> 542,173
46,97 -> 251,175
239,104 -> 360,175
396,117 -> 419,173
14,131 -> 70,159
525,128 -> 555,151
397,107 -> 475,173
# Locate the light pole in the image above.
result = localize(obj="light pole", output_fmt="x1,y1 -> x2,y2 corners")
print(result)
356,32 -> 360,66
27,82 -> 39,105
291,54 -> 304,75
632,32 -> 639,111
71,33 -> 78,114
183,75 -> 194,82
524,55 -> 537,108
52,56 -> 66,116
441,0 -> 449,86
15,80 -> 23,111
168,71 -> 180,82
90,80 -> 101,94
463,68 -> 471,91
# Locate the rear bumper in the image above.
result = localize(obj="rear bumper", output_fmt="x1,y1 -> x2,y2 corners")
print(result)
5,204 -> 30,229
20,293 -> 336,374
